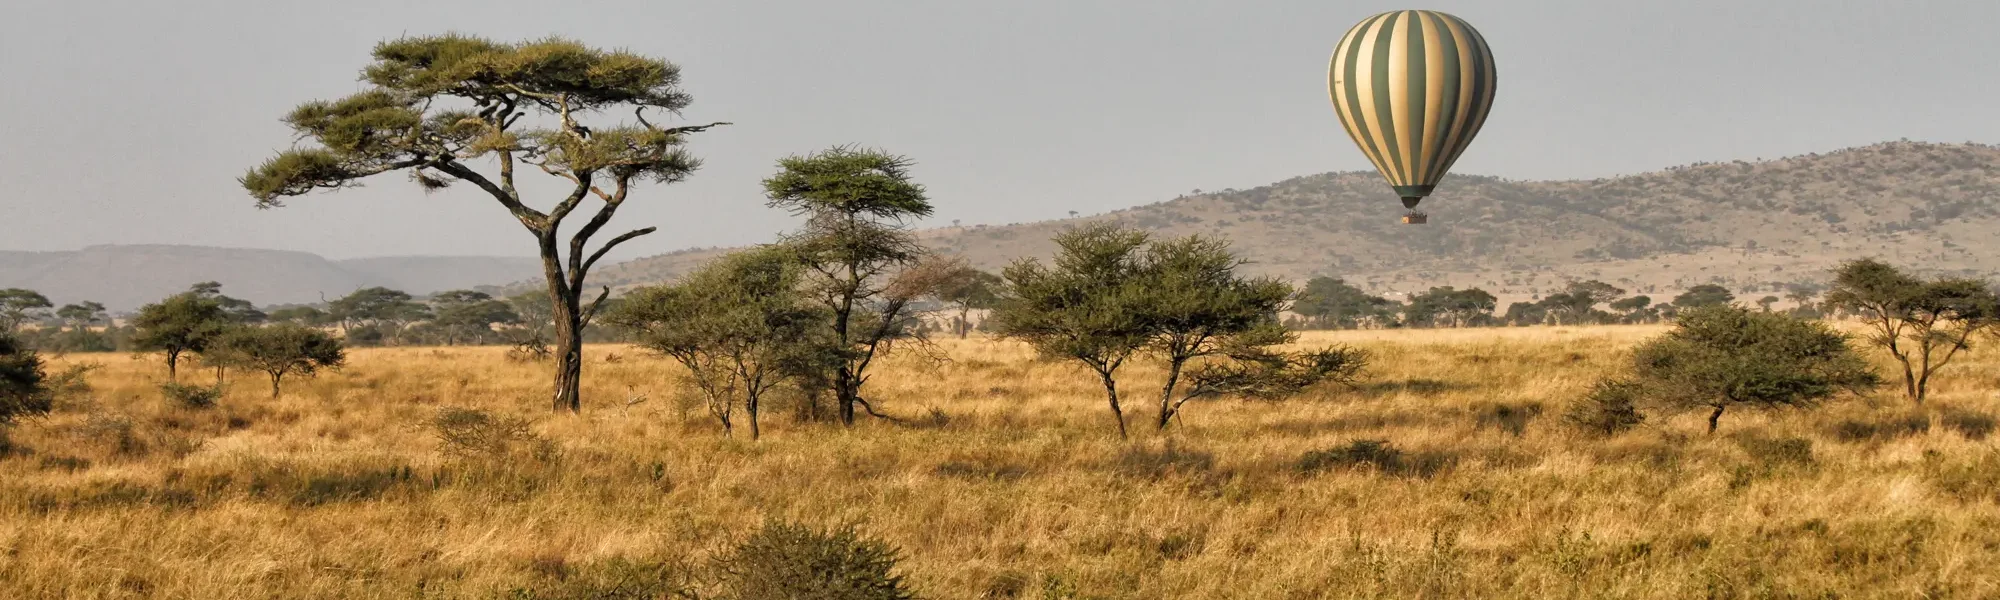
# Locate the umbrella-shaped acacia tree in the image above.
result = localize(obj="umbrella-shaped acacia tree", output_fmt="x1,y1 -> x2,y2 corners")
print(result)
241,35 -> 724,412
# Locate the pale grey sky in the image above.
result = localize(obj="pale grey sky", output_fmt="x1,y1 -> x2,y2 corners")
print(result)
3,0 -> 1996,260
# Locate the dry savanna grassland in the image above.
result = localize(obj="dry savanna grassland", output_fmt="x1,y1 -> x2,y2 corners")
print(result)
3,325 -> 1999,599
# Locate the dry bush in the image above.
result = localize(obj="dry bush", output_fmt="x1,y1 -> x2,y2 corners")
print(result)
713,520 -> 917,600
158,381 -> 222,410
430,407 -> 556,462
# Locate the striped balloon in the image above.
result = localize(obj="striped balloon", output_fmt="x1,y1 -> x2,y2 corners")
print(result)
1328,10 -> 1497,212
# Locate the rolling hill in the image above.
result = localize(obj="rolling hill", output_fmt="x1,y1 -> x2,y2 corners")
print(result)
0,245 -> 539,311
587,141 -> 2000,304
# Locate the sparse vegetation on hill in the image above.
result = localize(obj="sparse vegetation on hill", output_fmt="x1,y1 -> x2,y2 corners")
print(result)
592,141 -> 2000,304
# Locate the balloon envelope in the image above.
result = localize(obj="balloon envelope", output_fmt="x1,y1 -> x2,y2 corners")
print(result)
1328,10 -> 1497,211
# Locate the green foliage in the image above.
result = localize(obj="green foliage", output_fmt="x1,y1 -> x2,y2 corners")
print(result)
212,324 -> 346,398
934,264 -> 1003,338
1563,379 -> 1646,436
1628,305 -> 1880,433
1536,280 -> 1626,325
266,306 -> 330,326
607,247 -> 832,439
426,290 -> 519,345
992,224 -> 1157,437
0,288 -> 54,331
1404,286 -> 1498,327
158,381 -> 224,410
55,301 -> 106,329
1292,277 -> 1399,329
1672,284 -> 1736,309
1826,258 -> 2000,403
132,283 -> 256,379
712,520 -> 917,600
761,147 -> 939,426
0,333 -> 52,425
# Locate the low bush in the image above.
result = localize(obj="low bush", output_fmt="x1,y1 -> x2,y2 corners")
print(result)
159,382 -> 223,410
1563,380 -> 1645,436
1297,439 -> 1456,479
713,520 -> 917,600
1941,409 -> 1996,441
1830,412 -> 1930,443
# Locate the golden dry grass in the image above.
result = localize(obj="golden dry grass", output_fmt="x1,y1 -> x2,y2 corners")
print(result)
4,325 -> 1999,599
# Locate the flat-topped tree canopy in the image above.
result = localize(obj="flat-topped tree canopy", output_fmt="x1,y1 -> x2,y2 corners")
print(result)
240,33 -> 726,412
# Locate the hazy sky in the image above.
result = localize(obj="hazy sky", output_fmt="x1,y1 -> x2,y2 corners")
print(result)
3,0 -> 1996,260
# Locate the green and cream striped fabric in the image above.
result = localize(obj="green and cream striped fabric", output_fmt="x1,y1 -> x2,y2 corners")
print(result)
1328,10 -> 1497,209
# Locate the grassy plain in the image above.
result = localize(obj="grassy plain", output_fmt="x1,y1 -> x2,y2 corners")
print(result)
3,325 -> 1999,598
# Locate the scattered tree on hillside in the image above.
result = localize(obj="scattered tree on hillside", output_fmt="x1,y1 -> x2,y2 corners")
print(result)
763,146 -> 945,426
608,247 -> 831,439
1826,258 -> 2000,403
0,289 -> 53,332
212,324 -> 346,398
1756,296 -> 1781,312
935,262 -> 1003,338
992,224 -> 1156,438
1672,284 -> 1736,308
242,34 -> 725,412
1541,280 -> 1624,325
1624,305 -> 1878,433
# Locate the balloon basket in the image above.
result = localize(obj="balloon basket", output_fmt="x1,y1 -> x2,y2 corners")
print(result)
1401,212 -> 1428,225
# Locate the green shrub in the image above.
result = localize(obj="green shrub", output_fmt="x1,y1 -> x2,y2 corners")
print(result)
713,520 -> 917,600
1,333 -> 52,425
159,382 -> 223,410
1941,409 -> 1996,441
1564,380 -> 1646,436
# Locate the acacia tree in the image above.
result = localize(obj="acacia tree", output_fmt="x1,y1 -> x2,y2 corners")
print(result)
0,289 -> 53,332
1826,258 -> 2000,403
132,284 -> 243,380
213,324 -> 347,398
763,147 -> 941,426
328,287 -> 429,343
1628,305 -> 1878,433
242,35 -> 724,412
56,301 -> 108,331
992,224 -> 1156,438
1142,235 -> 1294,428
608,247 -> 830,440
1,333 -> 52,427
935,263 -> 1003,338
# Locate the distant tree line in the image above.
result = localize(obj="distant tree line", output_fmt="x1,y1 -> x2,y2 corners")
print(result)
1287,277 -> 1837,330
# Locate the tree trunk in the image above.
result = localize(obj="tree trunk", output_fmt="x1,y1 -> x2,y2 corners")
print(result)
957,306 -> 971,339
549,286 -> 585,413
270,373 -> 283,398
836,369 -> 858,427
1707,405 -> 1725,434
748,394 -> 761,441
1899,359 -> 1918,402
1156,358 -> 1186,430
166,350 -> 180,381
1100,370 -> 1128,439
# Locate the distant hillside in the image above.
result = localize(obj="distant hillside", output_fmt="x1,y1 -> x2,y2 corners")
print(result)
588,141 -> 2000,304
0,245 -> 539,311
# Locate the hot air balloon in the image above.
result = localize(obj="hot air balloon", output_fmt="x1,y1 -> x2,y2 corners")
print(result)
1328,10 -> 1497,224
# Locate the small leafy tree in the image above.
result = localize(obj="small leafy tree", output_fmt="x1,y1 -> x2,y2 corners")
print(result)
992,224 -> 1155,438
329,287 -> 430,344
1609,295 -> 1653,323
1540,280 -> 1623,325
763,146 -> 941,426
429,290 -> 518,345
1672,284 -> 1735,308
132,284 -> 241,380
1142,234 -> 1295,428
1293,277 -> 1398,329
713,520 -> 916,600
213,324 -> 347,398
1404,286 -> 1497,327
0,289 -> 53,332
55,301 -> 108,331
1170,329 -> 1369,419
607,247 -> 829,440
934,262 -> 1003,338
1826,258 -> 2000,403
242,34 -> 725,412
0,333 -> 52,426
267,306 -> 331,326
1628,305 -> 1879,433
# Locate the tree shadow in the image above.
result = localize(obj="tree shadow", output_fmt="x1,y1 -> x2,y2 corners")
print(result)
1358,378 -> 1473,398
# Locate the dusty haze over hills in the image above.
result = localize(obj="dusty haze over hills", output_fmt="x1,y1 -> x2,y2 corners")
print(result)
587,142 -> 2000,305
3,2 -> 1998,261
0,246 -> 537,311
